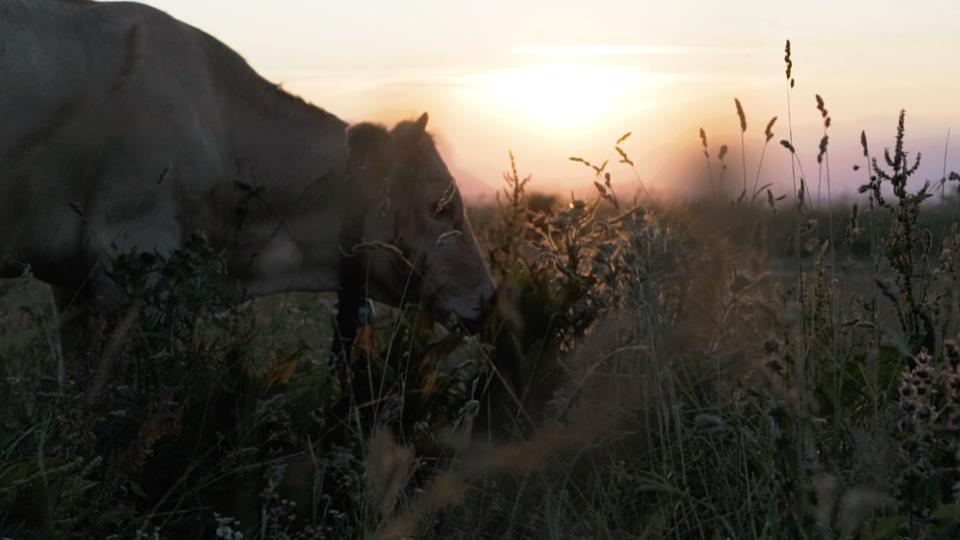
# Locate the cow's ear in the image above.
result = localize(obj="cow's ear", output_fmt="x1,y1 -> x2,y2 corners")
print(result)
346,123 -> 391,168
397,112 -> 429,148
411,112 -> 429,140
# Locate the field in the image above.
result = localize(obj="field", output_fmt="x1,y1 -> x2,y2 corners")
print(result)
6,65 -> 960,539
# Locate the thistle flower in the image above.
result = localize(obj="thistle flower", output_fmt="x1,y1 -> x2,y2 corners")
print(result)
945,341 -> 960,432
898,350 -> 936,429
947,340 -> 960,371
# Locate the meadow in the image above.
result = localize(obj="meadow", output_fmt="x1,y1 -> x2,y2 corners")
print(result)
4,43 -> 960,539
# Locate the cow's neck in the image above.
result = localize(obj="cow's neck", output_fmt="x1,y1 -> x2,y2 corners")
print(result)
219,92 -> 353,299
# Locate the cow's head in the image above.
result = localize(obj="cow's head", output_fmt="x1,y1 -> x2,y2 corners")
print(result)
347,113 -> 495,331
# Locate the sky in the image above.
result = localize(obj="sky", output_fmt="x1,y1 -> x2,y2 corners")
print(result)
137,0 -> 960,201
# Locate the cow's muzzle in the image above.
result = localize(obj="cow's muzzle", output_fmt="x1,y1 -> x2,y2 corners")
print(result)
450,287 -> 496,335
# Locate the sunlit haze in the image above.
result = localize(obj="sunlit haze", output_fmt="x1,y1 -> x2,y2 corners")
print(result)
136,0 -> 960,200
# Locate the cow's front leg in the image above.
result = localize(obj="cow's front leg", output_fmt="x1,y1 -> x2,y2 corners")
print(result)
71,207 -> 183,400
54,280 -> 142,404
53,286 -> 105,391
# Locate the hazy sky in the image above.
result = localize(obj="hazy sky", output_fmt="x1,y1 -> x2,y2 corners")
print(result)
137,0 -> 960,200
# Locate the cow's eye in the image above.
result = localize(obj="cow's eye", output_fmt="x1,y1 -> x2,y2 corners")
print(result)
432,200 -> 455,219
432,182 -> 458,220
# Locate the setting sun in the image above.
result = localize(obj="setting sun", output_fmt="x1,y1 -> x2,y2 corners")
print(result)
477,63 -> 660,129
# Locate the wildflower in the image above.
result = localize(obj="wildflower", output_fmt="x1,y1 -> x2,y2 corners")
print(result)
694,414 -> 727,435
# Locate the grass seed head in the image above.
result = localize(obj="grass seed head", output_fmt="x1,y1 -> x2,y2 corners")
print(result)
784,39 -> 793,80
764,116 -> 777,142
735,98 -> 747,133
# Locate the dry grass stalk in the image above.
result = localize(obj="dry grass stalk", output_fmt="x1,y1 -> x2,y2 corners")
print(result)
368,419 -> 613,539
365,426 -> 416,517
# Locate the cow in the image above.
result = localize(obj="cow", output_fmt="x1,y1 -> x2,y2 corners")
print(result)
0,0 -> 496,387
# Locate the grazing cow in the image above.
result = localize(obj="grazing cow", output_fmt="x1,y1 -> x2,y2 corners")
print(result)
0,0 -> 495,385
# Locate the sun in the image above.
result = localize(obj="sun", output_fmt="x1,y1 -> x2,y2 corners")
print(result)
478,63 -> 654,129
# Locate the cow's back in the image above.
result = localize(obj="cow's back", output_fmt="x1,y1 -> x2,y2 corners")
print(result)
0,0 -> 219,155
0,0 -> 236,286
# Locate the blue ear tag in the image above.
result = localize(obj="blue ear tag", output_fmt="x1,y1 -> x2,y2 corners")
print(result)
358,299 -> 376,326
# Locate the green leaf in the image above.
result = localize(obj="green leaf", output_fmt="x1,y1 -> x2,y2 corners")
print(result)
129,481 -> 148,498
861,514 -> 905,539
933,502 -> 960,520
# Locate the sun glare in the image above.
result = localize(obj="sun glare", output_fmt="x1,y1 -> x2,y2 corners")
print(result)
477,64 -> 658,130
